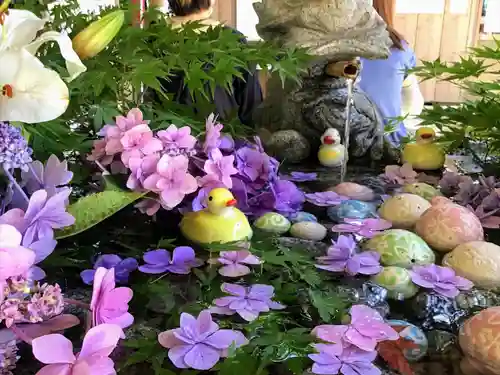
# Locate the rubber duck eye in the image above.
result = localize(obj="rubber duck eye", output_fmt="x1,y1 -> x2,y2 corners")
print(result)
208,196 -> 213,201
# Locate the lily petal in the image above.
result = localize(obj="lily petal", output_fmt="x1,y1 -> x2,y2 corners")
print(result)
0,9 -> 45,50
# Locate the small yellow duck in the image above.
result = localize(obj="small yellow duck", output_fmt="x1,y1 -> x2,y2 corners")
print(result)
402,127 -> 445,170
318,128 -> 346,167
180,188 -> 253,245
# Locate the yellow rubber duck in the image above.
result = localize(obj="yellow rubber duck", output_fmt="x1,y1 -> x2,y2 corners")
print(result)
402,127 -> 445,170
180,188 -> 253,245
318,128 -> 346,167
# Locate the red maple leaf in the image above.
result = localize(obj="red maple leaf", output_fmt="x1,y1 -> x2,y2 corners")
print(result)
377,326 -> 419,375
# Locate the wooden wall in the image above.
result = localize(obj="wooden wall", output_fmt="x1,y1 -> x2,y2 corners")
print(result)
395,0 -> 482,103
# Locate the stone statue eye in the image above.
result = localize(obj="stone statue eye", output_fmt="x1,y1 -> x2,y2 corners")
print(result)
208,196 -> 213,201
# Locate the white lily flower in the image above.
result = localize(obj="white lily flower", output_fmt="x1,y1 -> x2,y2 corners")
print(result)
0,9 -> 86,124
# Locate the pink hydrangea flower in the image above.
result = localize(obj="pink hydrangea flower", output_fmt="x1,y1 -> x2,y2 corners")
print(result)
313,305 -> 398,352
135,198 -> 161,216
143,154 -> 198,209
207,250 -> 262,277
126,154 -> 160,190
157,124 -> 197,152
331,218 -> 392,238
201,148 -> 238,189
0,224 -> 35,282
380,163 -> 418,185
203,113 -> 223,153
158,310 -> 247,370
120,124 -> 163,167
90,267 -> 134,334
32,323 -> 123,375
100,108 -> 149,155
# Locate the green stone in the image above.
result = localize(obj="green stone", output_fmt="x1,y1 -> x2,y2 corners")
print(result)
254,212 -> 291,234
402,183 -> 442,201
364,229 -> 435,268
372,266 -> 419,300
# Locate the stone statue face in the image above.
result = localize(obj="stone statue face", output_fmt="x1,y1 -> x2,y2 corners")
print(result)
254,0 -> 392,61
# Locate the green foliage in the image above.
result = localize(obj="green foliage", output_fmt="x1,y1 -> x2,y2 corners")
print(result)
410,39 -> 500,165
16,0 -> 310,163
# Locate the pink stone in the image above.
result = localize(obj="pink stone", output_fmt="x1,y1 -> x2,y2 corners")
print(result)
331,182 -> 375,201
460,307 -> 500,375
430,196 -> 453,206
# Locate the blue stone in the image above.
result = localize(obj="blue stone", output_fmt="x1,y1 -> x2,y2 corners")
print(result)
387,320 -> 428,361
327,200 -> 377,222
289,211 -> 318,223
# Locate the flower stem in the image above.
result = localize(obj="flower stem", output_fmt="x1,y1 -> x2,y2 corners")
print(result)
94,160 -> 110,175
10,324 -> 33,345
2,167 -> 29,204
28,163 -> 43,185
64,298 -> 90,310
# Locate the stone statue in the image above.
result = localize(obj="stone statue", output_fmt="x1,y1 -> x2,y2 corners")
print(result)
253,0 -> 393,163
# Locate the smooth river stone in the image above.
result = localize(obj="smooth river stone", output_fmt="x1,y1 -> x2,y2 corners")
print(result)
330,182 -> 375,201
364,229 -> 435,268
402,183 -> 442,201
378,193 -> 431,229
327,199 -> 377,222
415,202 -> 484,252
254,212 -> 291,234
459,307 -> 500,375
388,319 -> 428,361
289,211 -> 318,223
290,222 -> 327,241
443,241 -> 500,289
371,266 -> 419,300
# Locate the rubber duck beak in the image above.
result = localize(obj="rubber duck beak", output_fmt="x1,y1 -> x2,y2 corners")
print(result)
420,133 -> 433,139
323,136 -> 335,145
226,199 -> 237,207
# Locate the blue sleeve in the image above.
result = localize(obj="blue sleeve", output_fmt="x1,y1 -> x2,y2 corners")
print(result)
405,48 -> 417,70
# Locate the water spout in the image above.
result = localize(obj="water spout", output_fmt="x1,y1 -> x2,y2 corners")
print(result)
340,78 -> 354,182
325,60 -> 360,80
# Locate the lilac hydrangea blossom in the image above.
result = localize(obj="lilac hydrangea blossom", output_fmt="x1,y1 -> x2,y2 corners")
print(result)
80,254 -> 138,285
305,192 -> 348,207
207,250 -> 262,277
315,235 -> 382,276
313,305 -> 398,352
309,344 -> 381,375
331,218 -> 392,238
236,147 -> 265,181
201,148 -> 238,189
157,124 -> 197,154
21,155 -> 73,197
210,283 -> 285,321
203,114 -> 223,153
0,122 -> 33,171
281,171 -> 318,182
139,247 -> 203,274
409,264 -> 473,298
158,310 -> 248,370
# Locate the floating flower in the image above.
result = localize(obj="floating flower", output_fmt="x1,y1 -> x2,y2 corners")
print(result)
90,267 -> 134,332
305,191 -> 348,207
0,9 -> 86,123
409,264 -> 473,298
331,218 -> 392,238
210,283 -> 285,322
158,310 -> 247,370
203,113 -> 223,152
0,224 -> 35,281
315,235 -> 382,276
143,154 -> 198,209
139,247 -> 203,274
207,250 -> 261,277
313,305 -> 398,352
281,171 -> 318,182
236,147 -> 265,181
380,163 -> 418,185
202,148 -> 238,189
157,124 -> 197,153
309,344 -> 381,375
32,323 -> 123,375
0,122 -> 32,171
80,254 -> 138,285
22,154 -> 73,197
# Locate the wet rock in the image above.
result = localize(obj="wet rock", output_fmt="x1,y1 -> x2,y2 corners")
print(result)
263,130 -> 311,163
290,222 -> 327,241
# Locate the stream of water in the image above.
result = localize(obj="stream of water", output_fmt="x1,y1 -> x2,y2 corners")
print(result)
340,78 -> 354,182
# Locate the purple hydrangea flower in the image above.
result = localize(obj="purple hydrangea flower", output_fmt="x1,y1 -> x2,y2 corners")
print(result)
80,254 -> 138,285
309,344 -> 381,375
331,218 -> 392,238
305,191 -> 348,207
210,283 -> 285,322
281,171 -> 318,182
139,246 -> 203,274
0,122 -> 33,171
158,310 -> 248,370
207,250 -> 262,277
409,264 -> 474,298
236,147 -> 265,181
313,305 -> 398,352
316,235 -> 382,276
21,155 -> 73,197
268,179 -> 305,214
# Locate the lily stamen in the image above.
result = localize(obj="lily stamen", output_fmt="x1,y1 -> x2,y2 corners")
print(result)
2,84 -> 13,98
